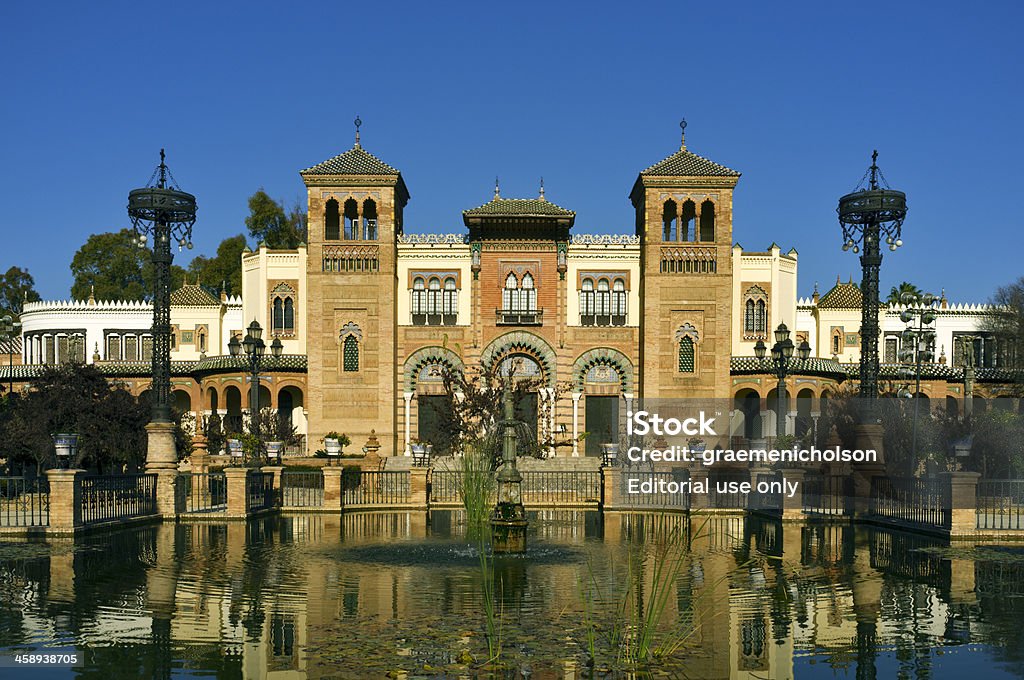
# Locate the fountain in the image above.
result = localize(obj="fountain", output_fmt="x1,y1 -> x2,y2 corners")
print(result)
490,385 -> 528,553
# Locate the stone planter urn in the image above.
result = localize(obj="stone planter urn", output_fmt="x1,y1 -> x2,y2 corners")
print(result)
265,441 -> 283,461
227,439 -> 244,460
324,437 -> 343,458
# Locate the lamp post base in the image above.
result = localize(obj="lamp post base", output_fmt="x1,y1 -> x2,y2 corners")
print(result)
145,421 -> 178,472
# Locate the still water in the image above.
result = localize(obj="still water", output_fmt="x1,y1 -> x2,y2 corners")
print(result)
1,512 -> 1023,679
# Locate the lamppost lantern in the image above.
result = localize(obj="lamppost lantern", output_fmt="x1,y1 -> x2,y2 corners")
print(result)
837,150 -> 907,419
757,322 -> 807,440
248,319 -> 263,341
228,335 -> 241,357
270,337 -> 284,358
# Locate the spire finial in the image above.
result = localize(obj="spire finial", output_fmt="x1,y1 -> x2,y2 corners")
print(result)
539,176 -> 545,200
679,118 -> 687,150
354,115 -> 362,147
157,148 -> 167,189
88,285 -> 95,304
869,149 -> 879,190
494,176 -> 500,199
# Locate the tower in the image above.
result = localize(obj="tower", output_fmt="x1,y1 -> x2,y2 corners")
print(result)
630,121 -> 740,400
300,120 -> 409,455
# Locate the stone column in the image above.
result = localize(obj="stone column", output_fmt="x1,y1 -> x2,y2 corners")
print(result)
224,467 -> 250,519
45,469 -> 85,534
322,467 -> 344,511
410,468 -> 429,510
749,466 -> 773,512
689,467 -> 710,510
191,432 -> 210,473
942,471 -> 980,537
261,465 -> 285,509
145,420 -> 180,519
852,422 -> 886,517
571,392 -> 582,456
403,392 -> 413,455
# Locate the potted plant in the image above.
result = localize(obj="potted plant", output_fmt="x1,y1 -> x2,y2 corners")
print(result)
227,435 -> 244,460
322,432 -> 350,459
265,441 -> 283,461
687,436 -> 707,453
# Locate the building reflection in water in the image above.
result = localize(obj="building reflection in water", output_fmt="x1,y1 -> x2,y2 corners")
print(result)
1,511 -> 1024,678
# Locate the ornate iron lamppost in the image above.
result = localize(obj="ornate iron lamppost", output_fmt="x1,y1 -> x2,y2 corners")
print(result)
228,320 -> 283,463
837,151 -> 908,422
0,315 -> 21,395
128,150 -> 196,470
755,323 -> 811,438
896,292 -> 937,469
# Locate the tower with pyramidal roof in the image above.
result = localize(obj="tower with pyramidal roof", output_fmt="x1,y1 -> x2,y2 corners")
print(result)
300,118 -> 409,455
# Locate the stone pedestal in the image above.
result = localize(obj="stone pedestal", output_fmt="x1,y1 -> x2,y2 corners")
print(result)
852,423 -> 886,516
190,432 -> 210,474
689,467 -> 710,510
322,468 -> 344,511
45,469 -> 84,532
781,468 -> 806,522
409,467 -> 428,509
153,469 -> 184,519
224,467 -> 251,518
942,471 -> 981,537
145,421 -> 178,472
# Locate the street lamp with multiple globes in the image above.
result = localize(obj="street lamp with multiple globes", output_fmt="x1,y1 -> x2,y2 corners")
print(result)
0,315 -> 21,395
837,151 -> 908,422
229,320 -> 283,461
128,150 -> 197,471
755,322 -> 811,439
896,291 -> 938,470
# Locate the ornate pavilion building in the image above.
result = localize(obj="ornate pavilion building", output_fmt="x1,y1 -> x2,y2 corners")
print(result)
3,126 -> 1018,457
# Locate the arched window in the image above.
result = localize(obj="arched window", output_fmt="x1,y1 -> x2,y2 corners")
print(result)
679,336 -> 695,373
521,273 -> 536,312
443,277 -> 458,325
832,330 -> 842,355
197,329 -> 207,353
681,200 -> 696,241
596,278 -> 611,325
743,286 -> 768,337
343,199 -> 359,240
283,298 -> 294,331
611,278 -> 627,325
676,323 -> 699,373
273,298 -> 284,331
362,199 -> 378,240
427,277 -> 442,324
755,300 -> 765,333
324,198 -> 340,240
411,277 -> 426,325
580,278 -> 595,325
343,335 -> 359,372
744,299 -> 756,333
662,200 -> 678,241
503,273 -> 518,311
699,200 -> 715,242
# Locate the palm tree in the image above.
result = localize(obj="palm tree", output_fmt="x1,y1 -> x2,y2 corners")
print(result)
887,281 -> 922,306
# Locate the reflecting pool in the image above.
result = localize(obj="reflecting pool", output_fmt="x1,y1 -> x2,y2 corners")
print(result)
2,512 -> 1024,678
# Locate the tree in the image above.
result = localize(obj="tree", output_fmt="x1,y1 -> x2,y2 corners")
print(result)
985,276 -> 1024,371
886,281 -> 922,305
245,189 -> 307,250
70,229 -> 186,301
186,234 -> 248,296
436,359 -> 572,468
0,266 -> 41,318
1,363 -> 149,474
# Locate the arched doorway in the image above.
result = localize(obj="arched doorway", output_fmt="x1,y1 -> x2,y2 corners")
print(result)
224,385 -> 243,435
572,348 -> 634,457
734,389 -> 762,442
796,389 -> 814,438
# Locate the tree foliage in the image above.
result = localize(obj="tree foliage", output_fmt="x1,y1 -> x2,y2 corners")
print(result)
245,189 -> 307,250
186,234 -> 248,296
886,281 -> 923,305
985,276 -> 1024,372
0,266 -> 41,319
1,364 -> 149,474
70,228 -> 186,301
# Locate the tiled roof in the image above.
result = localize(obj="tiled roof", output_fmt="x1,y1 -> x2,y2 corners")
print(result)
731,356 -> 848,378
463,197 -> 575,218
170,284 -> 221,307
817,281 -> 863,310
0,356 -> 308,382
640,148 -> 741,178
301,145 -> 400,176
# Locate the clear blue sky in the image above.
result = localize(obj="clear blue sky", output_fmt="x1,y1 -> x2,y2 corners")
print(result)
1,0 -> 1021,303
